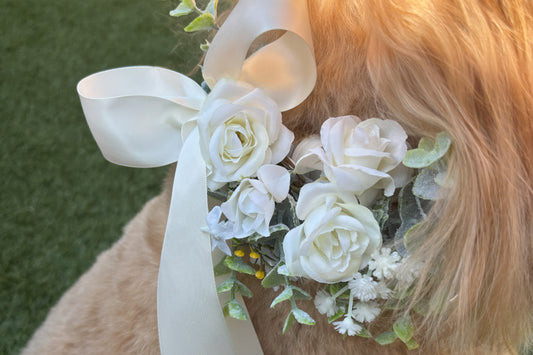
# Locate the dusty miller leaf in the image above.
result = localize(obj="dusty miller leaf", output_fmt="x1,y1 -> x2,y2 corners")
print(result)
327,308 -> 345,323
261,264 -> 285,288
224,300 -> 248,320
375,331 -> 398,345
292,308 -> 315,325
216,278 -> 235,293
213,256 -> 231,276
270,287 -> 293,308
282,312 -> 296,333
393,315 -> 414,343
234,279 -> 253,298
169,2 -> 193,17
224,256 -> 255,275
184,12 -> 215,32
291,286 -> 311,300
403,132 -> 451,168
413,168 -> 441,200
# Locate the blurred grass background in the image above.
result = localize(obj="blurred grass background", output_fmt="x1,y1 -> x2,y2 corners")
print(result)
1,0 -> 204,353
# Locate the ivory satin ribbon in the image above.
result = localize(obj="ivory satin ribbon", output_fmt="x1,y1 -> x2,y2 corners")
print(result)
77,0 -> 316,353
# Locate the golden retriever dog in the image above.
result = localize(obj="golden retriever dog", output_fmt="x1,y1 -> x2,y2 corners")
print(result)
23,0 -> 533,354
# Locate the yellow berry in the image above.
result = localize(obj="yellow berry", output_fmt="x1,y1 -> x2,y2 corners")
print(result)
249,251 -> 260,259
255,270 -> 265,279
234,250 -> 245,257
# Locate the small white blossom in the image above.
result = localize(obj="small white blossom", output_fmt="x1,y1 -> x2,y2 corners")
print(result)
368,247 -> 401,280
349,273 -> 378,302
314,290 -> 338,317
353,301 -> 381,323
375,281 -> 393,300
333,316 -> 362,336
202,206 -> 234,255
396,258 -> 424,285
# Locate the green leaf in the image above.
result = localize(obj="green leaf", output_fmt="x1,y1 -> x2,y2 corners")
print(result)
395,180 -> 427,252
234,279 -> 253,298
224,256 -> 256,275
204,0 -> 218,17
375,331 -> 398,345
292,308 -> 315,325
182,0 -> 196,9
328,308 -> 345,323
184,12 -> 215,32
393,315 -> 414,343
405,337 -> 420,350
261,265 -> 285,288
413,168 -> 441,200
291,286 -> 311,300
357,327 -> 373,338
282,312 -> 296,333
270,287 -> 293,308
277,264 -> 291,276
200,41 -> 210,52
216,277 -> 235,293
371,197 -> 390,229
403,132 -> 451,168
213,256 -> 231,276
224,299 -> 248,320
169,2 -> 193,17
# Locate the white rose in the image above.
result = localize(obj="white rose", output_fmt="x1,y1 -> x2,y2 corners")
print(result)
221,165 -> 290,238
295,116 -> 409,197
283,182 -> 382,283
192,79 -> 294,191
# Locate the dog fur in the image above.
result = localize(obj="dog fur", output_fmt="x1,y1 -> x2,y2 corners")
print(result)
23,0 -> 533,354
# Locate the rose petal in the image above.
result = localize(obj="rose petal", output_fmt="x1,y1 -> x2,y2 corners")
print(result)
257,164 -> 290,202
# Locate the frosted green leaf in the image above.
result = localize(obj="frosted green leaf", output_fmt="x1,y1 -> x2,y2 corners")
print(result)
413,168 -> 441,200
224,256 -> 256,275
405,337 -> 420,350
200,41 -> 210,52
213,256 -> 230,276
358,327 -> 373,338
234,279 -> 253,298
169,2 -> 193,17
184,12 -> 215,32
375,331 -> 398,345
372,197 -> 390,229
183,0 -> 196,8
292,309 -> 315,325
216,278 -> 235,293
327,308 -> 345,323
277,264 -> 291,276
224,300 -> 248,320
403,132 -> 451,168
291,286 -> 311,300
270,223 -> 290,234
393,315 -> 414,343
261,264 -> 285,288
205,0 -> 218,17
282,312 -> 296,333
270,287 -> 293,308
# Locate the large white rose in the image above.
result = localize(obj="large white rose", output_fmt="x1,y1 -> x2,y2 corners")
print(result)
283,182 -> 382,283
190,79 -> 294,191
295,116 -> 409,198
221,165 -> 290,239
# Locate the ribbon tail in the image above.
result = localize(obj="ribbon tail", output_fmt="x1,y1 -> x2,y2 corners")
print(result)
157,128 -> 235,354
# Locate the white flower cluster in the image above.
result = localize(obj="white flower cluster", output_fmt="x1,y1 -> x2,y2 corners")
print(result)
314,246 -> 422,337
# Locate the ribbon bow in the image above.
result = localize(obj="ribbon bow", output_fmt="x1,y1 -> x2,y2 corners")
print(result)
77,0 -> 316,354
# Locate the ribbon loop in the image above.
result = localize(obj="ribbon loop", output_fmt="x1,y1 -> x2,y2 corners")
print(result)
203,0 -> 316,111
77,66 -> 206,167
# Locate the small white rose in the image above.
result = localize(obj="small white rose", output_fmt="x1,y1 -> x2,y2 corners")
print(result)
221,165 -> 290,239
283,182 -> 382,283
191,79 -> 294,190
295,116 -> 409,198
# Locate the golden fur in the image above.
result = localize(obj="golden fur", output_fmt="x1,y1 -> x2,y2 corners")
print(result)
23,0 -> 533,353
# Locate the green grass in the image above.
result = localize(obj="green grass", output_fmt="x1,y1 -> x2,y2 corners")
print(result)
0,0 -> 205,353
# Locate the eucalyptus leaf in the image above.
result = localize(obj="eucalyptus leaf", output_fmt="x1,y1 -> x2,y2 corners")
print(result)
205,0 -> 218,17
405,337 -> 420,350
224,256 -> 256,275
403,132 -> 451,168
291,286 -> 312,300
234,279 -> 253,298
327,308 -> 345,323
216,277 -> 235,293
393,315 -> 414,343
225,300 -> 248,320
358,327 -> 373,338
282,312 -> 296,333
292,308 -> 315,325
270,287 -> 293,308
261,264 -> 285,288
184,12 -> 215,32
413,168 -> 441,200
169,2 -> 193,17
213,256 -> 230,276
375,331 -> 398,345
